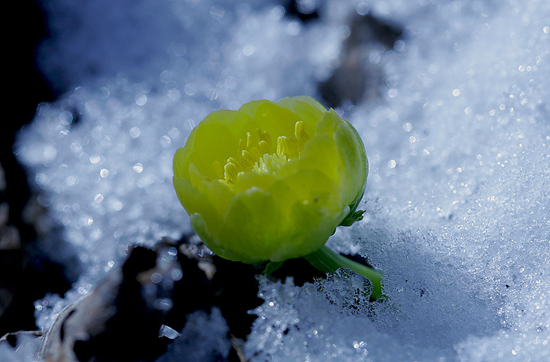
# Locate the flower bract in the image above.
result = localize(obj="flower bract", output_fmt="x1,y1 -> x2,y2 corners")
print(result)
173,96 -> 368,264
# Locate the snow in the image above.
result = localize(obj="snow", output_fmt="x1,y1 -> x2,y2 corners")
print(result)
157,308 -> 231,362
7,0 -> 550,360
0,334 -> 42,362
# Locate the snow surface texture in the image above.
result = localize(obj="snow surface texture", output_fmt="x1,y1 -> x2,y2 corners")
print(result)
9,0 -> 550,360
157,308 -> 231,362
0,334 -> 42,362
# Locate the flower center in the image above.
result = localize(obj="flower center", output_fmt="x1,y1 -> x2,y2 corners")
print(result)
213,120 -> 309,187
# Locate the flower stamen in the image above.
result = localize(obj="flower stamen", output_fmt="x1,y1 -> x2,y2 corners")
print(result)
227,157 -> 245,172
249,146 -> 262,160
242,149 -> 258,166
258,140 -> 271,155
253,154 -> 288,174
224,162 -> 239,184
214,122 -> 308,187
258,130 -> 272,149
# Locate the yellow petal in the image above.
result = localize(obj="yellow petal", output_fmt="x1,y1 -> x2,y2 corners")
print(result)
190,110 -> 259,179
278,95 -> 327,114
315,110 -> 339,136
268,171 -> 349,261
276,97 -> 322,137
173,176 -> 223,237
189,213 -> 242,262
232,170 -> 278,194
272,200 -> 348,261
333,118 -> 368,205
173,147 -> 191,179
270,167 -> 341,214
298,133 -> 340,186
187,164 -> 235,218
218,187 -> 286,263
239,100 -> 301,140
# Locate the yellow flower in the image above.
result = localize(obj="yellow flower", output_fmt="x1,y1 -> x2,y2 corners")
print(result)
173,96 -> 367,264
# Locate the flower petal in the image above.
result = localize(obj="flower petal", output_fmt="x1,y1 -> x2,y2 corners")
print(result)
239,100 -> 302,141
173,175 -> 223,239
187,163 -> 236,218
269,167 -> 341,213
173,147 -> 191,179
315,109 -> 339,136
333,117 -> 368,205
189,213 -> 239,262
232,170 -> 278,194
187,110 -> 259,179
218,187 -> 286,263
276,96 -> 323,137
266,169 -> 349,261
298,132 -> 340,186
273,199 -> 348,261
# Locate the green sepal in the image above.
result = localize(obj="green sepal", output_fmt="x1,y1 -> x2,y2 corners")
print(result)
263,260 -> 285,275
339,209 -> 365,227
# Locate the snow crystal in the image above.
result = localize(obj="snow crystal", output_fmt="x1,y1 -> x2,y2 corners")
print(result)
10,0 -> 550,361
246,273 -> 457,362
0,334 -> 41,362
156,308 -> 230,362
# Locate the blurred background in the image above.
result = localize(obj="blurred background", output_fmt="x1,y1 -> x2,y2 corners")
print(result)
2,0 -> 62,337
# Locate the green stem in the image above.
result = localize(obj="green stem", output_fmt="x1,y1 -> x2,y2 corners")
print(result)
303,245 -> 383,300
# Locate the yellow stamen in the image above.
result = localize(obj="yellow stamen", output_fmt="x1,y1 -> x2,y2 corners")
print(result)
258,140 -> 271,155
227,157 -> 244,172
259,130 -> 272,150
277,136 -> 297,157
238,138 -> 246,155
276,136 -> 287,157
253,154 -> 288,174
242,149 -> 258,166
249,146 -> 262,159
224,162 -> 238,184
214,121 -> 309,188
